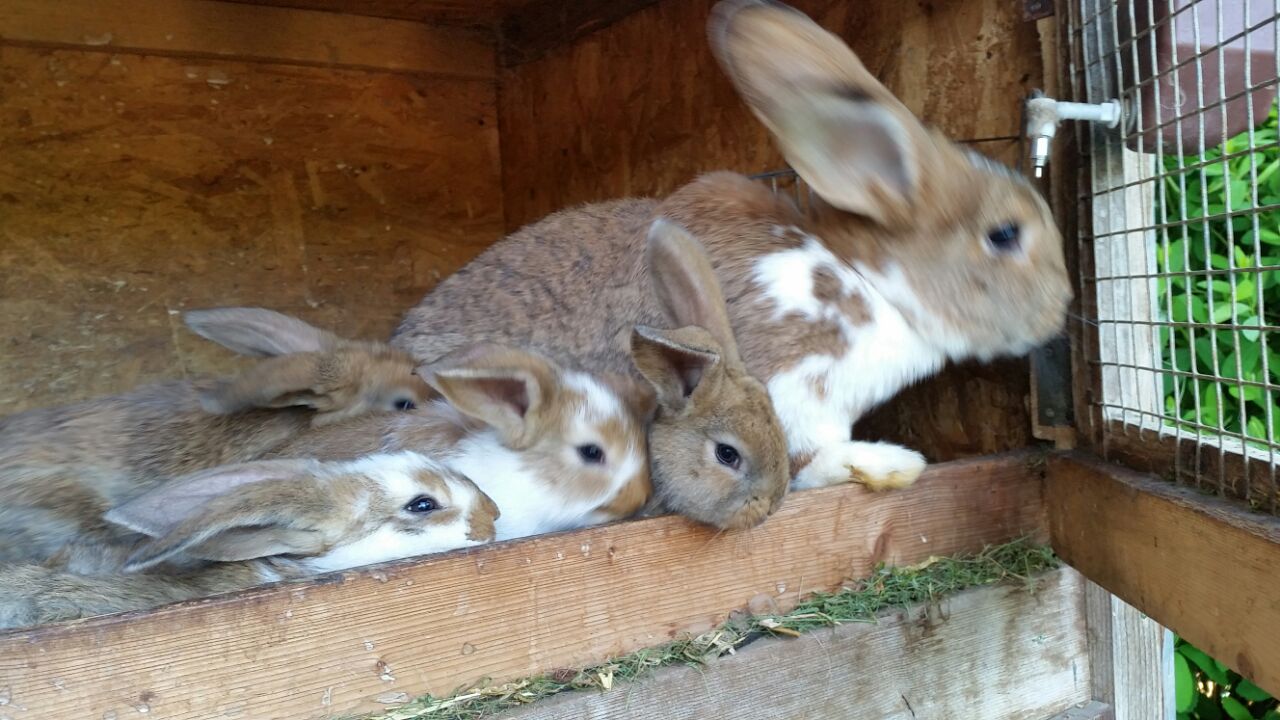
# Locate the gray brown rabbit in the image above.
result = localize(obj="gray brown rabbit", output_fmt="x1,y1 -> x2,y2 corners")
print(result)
0,308 -> 430,564
0,451 -> 498,629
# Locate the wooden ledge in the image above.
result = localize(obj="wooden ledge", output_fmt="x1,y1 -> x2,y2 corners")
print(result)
497,567 -> 1091,720
0,451 -> 1047,720
0,0 -> 496,78
1046,452 -> 1280,696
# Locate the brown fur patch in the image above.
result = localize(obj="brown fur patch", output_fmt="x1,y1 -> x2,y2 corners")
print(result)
739,313 -> 846,377
808,374 -> 829,401
812,266 -> 873,327
789,450 -> 815,479
466,492 -> 500,542
595,465 -> 653,520
811,265 -> 843,305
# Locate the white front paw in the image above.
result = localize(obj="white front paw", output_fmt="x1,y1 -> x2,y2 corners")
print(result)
792,441 -> 927,491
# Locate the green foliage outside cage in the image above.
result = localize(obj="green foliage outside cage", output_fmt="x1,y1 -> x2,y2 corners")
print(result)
1154,104 -> 1280,446
1153,105 -> 1279,717
1176,636 -> 1277,719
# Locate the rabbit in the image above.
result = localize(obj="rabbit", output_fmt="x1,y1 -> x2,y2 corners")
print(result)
268,343 -> 657,542
0,451 -> 499,629
0,307 -> 430,564
395,215 -> 791,532
390,0 -> 1071,504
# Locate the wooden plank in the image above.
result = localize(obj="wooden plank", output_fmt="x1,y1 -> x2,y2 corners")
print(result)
1047,452 -> 1280,696
0,452 -> 1047,720
1085,579 -> 1174,720
1049,701 -> 1117,720
0,0 -> 495,78
495,568 -> 1092,720
0,46 -> 503,413
223,0 -> 535,26
500,0 -> 663,66
1102,420 -> 1280,514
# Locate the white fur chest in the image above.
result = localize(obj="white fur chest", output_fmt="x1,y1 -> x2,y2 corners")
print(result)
750,231 -> 947,454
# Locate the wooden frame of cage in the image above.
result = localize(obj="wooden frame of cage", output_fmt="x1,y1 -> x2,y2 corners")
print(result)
1051,0 -> 1280,715
3,0 -> 1280,718
3,450 -> 1276,719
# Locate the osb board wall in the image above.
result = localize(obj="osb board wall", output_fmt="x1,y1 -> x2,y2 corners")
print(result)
0,47 -> 502,414
496,0 -> 1046,460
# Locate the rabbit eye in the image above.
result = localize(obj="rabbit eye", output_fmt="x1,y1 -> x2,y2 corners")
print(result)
393,398 -> 417,411
715,443 -> 742,470
577,444 -> 606,465
404,495 -> 438,514
984,223 -> 1021,253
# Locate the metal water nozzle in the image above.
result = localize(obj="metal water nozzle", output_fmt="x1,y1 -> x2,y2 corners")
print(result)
1025,91 -> 1123,178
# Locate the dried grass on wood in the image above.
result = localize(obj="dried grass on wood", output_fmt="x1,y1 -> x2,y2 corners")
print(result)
360,538 -> 1059,720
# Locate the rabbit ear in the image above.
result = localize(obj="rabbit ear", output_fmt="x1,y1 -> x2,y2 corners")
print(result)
709,0 -> 922,225
105,459 -> 323,538
645,220 -> 741,366
629,325 -> 724,413
198,355 -> 339,415
107,461 -> 336,571
426,345 -> 558,449
184,307 -> 343,357
599,371 -> 659,426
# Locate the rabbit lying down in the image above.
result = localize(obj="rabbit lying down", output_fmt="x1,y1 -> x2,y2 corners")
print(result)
0,452 -> 499,630
0,330 -> 660,628
0,307 -> 432,566
0,305 -> 657,619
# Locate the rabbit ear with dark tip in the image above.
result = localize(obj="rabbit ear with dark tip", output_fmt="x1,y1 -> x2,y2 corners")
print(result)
708,0 -> 926,226
184,307 -> 343,357
105,460 -> 336,571
425,345 -> 560,450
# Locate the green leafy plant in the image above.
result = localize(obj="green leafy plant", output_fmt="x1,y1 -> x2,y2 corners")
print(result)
1154,103 -> 1280,447
1175,636 -> 1277,719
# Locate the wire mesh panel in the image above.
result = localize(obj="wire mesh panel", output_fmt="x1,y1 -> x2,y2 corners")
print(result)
750,168 -> 817,214
1062,0 -> 1280,509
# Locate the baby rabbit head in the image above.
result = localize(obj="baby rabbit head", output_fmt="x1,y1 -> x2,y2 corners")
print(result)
630,220 -> 790,530
105,451 -> 498,574
184,307 -> 431,425
425,344 -> 656,522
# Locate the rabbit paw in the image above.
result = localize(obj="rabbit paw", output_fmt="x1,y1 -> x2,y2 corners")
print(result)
791,441 -> 926,491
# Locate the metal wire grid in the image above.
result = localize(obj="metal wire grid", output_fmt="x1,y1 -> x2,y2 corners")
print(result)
750,168 -> 817,213
1063,0 -> 1280,509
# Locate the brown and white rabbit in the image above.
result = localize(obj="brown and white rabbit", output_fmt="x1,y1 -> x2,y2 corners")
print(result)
0,308 -> 430,564
270,343 -> 656,541
392,0 -> 1070,500
0,451 -> 499,629
396,215 -> 791,531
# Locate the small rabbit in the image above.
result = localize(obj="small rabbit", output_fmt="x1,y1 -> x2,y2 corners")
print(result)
396,216 -> 791,531
0,451 -> 498,629
0,308 -> 430,564
391,0 -> 1070,504
271,343 -> 657,541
